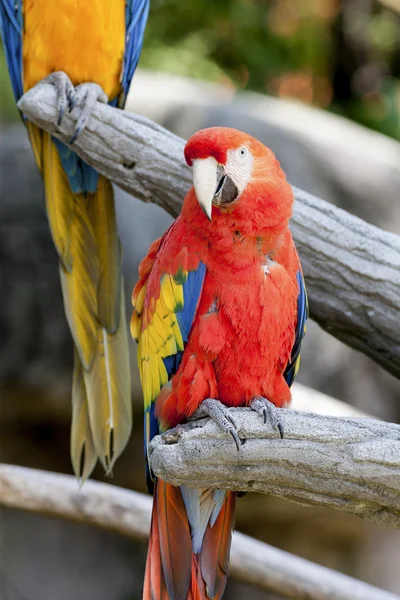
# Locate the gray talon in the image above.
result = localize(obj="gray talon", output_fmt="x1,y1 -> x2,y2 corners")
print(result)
226,410 -> 238,429
195,398 -> 242,451
43,71 -> 76,126
67,89 -> 77,110
69,83 -> 108,144
229,428 -> 241,452
57,106 -> 64,126
251,396 -> 284,439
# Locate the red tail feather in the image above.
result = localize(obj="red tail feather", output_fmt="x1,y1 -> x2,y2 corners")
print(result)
143,482 -> 235,600
189,557 -> 205,600
143,501 -> 169,599
198,492 -> 235,599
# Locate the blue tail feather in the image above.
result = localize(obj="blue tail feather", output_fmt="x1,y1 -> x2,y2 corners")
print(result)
52,138 -> 99,194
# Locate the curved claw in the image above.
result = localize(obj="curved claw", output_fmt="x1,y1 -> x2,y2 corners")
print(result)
69,83 -> 108,144
229,428 -> 241,452
69,125 -> 81,145
194,398 -> 242,451
42,71 -> 76,126
261,407 -> 268,424
225,410 -> 238,430
251,396 -> 284,439
67,88 -> 77,111
57,105 -> 65,127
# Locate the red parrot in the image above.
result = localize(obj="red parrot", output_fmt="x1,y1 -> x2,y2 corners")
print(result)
131,127 -> 308,599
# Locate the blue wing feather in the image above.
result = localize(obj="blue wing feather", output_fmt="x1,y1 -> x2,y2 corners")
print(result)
284,270 -> 308,388
162,352 -> 183,378
0,0 -> 23,101
119,0 -> 150,107
145,402 -> 160,491
176,263 -> 207,343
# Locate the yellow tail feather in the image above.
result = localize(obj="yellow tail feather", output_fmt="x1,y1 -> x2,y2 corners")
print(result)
59,199 -> 99,370
70,353 -> 97,483
42,130 -> 74,271
87,177 -> 121,333
36,131 -> 132,480
83,289 -> 132,472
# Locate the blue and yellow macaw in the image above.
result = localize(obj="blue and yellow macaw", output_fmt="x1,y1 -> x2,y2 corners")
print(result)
0,0 -> 149,480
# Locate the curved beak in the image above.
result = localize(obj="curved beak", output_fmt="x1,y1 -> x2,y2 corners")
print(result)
192,157 -> 219,221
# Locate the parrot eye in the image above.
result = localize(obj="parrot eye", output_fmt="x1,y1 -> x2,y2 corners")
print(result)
237,146 -> 248,160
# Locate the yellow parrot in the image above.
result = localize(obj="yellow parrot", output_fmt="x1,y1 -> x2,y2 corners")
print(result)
0,0 -> 149,480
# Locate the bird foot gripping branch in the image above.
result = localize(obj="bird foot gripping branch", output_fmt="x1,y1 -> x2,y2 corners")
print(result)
192,398 -> 242,451
43,71 -> 108,143
42,71 -> 75,126
68,81 -> 108,143
132,126 -> 308,599
192,396 -> 284,451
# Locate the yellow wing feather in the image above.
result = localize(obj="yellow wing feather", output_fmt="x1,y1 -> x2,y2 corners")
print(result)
134,284 -> 147,315
161,276 -> 178,311
130,310 -> 141,341
132,272 -> 188,410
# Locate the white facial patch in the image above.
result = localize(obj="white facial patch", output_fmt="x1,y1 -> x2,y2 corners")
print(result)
225,145 -> 253,196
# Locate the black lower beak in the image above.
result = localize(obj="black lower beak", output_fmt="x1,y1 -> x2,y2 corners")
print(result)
214,174 -> 239,206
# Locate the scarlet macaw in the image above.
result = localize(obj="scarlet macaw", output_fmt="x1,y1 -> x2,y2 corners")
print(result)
0,0 -> 149,479
131,127 -> 308,598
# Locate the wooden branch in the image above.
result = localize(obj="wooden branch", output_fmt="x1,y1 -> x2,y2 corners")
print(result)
17,82 -> 400,380
149,408 -> 400,529
0,464 -> 398,600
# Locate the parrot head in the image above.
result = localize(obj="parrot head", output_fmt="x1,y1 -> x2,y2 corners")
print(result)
184,127 -> 293,231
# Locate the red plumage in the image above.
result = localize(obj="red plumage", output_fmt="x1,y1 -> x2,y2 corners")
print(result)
144,481 -> 235,600
135,127 -> 305,599
153,133 -> 299,428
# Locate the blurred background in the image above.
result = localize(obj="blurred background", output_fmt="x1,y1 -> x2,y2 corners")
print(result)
1,0 -> 400,598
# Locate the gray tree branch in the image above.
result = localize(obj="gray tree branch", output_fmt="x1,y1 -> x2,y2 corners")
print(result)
149,408 -> 400,529
17,82 -> 400,380
0,463 -> 398,600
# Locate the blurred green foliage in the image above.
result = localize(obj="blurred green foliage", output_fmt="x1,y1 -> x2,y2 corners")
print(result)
142,0 -> 333,90
1,0 -> 400,138
0,46 -> 19,122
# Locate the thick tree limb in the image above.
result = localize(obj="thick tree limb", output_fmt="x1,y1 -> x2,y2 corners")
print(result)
17,83 -> 400,379
0,464 -> 398,600
149,408 -> 400,529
